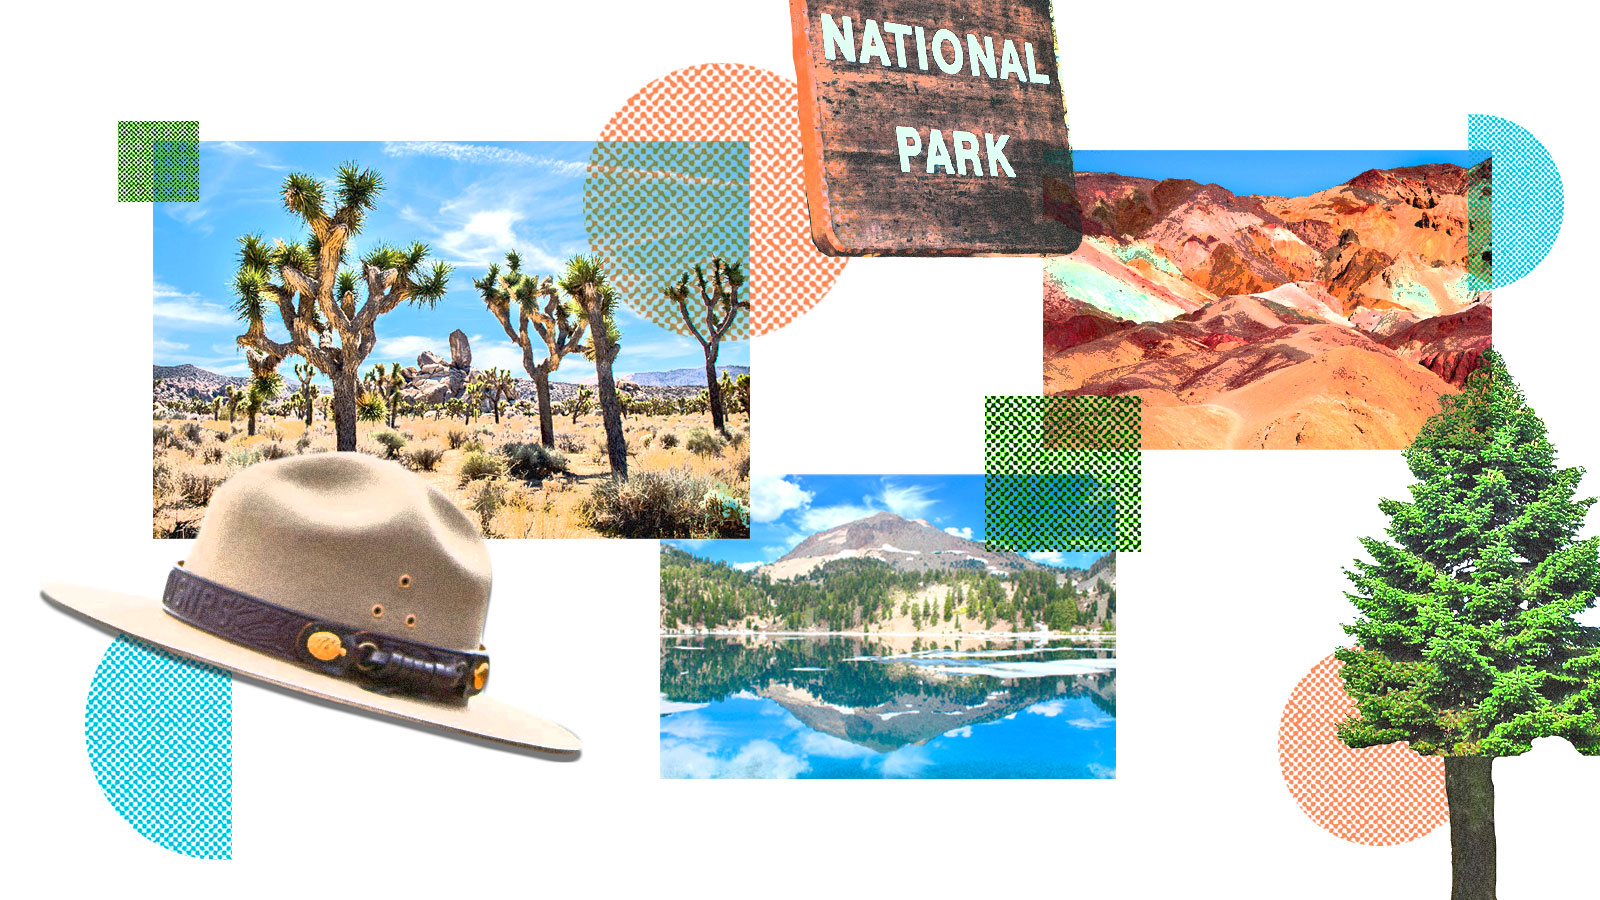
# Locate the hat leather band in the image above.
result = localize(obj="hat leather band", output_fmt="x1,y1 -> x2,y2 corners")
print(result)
162,566 -> 488,704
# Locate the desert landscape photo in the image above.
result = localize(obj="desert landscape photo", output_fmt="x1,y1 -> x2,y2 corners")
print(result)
1044,150 -> 1492,449
153,141 -> 751,538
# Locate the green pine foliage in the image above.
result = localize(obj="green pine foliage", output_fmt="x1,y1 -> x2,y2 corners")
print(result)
1336,351 -> 1600,757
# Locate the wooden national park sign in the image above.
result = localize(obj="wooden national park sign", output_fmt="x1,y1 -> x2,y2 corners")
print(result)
790,0 -> 1081,256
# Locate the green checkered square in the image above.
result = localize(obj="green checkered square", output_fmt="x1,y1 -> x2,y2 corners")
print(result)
985,396 -> 1141,552
118,122 -> 198,201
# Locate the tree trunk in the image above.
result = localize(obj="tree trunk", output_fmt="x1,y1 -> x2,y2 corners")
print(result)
589,320 -> 628,479
533,371 -> 555,447
1444,756 -> 1496,900
247,409 -> 258,437
332,372 -> 359,452
704,352 -> 726,433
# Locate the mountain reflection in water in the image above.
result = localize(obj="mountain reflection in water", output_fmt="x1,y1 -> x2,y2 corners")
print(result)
660,635 -> 1116,779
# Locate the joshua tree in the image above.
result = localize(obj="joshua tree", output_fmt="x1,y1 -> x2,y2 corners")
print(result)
221,385 -> 242,423
666,257 -> 748,433
444,396 -> 467,423
242,359 -> 283,438
290,361 -> 318,427
470,367 -> 518,425
299,383 -> 320,424
560,255 -> 626,477
567,385 -> 594,424
232,162 -> 449,452
474,251 -> 588,446
210,397 -> 223,421
1335,352 -> 1600,900
356,390 -> 387,430
363,362 -> 407,429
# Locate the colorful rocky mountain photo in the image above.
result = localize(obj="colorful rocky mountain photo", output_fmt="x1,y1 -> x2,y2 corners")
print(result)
1044,151 -> 1492,449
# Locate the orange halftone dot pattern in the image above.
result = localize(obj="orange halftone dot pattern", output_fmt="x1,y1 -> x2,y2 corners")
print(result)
1278,654 -> 1448,845
598,63 -> 848,336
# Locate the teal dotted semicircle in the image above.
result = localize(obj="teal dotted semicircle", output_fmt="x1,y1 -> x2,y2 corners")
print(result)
85,637 -> 232,859
1468,114 -> 1563,290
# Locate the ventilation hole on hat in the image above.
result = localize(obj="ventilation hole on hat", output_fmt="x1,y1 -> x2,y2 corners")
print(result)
405,614 -> 418,628
371,604 -> 385,618
398,574 -> 413,589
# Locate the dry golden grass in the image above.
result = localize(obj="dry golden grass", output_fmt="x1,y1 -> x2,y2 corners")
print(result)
152,410 -> 751,539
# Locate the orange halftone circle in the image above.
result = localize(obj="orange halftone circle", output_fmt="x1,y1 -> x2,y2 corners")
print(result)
1278,654 -> 1448,845
597,63 -> 848,336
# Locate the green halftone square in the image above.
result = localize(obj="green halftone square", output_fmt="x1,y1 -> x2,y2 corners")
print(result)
985,396 -> 1141,552
118,122 -> 198,201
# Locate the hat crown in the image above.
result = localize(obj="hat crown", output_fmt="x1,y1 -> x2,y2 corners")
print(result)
184,453 -> 491,651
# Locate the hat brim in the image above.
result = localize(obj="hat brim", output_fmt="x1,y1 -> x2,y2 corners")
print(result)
42,581 -> 581,754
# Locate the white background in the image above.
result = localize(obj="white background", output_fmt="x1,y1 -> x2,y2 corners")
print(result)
5,0 -> 1599,896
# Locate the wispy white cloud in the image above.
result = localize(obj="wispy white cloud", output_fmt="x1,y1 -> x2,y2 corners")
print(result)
752,475 -> 813,524
730,561 -> 762,572
153,337 -> 190,353
1024,551 -> 1067,568
382,142 -> 587,177
153,281 -> 235,325
880,481 -> 937,519
944,526 -> 974,540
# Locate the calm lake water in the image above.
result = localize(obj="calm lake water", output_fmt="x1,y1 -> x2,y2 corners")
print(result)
660,635 -> 1116,779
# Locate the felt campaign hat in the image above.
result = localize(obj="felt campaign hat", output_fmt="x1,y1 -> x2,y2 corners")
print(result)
42,452 -> 579,753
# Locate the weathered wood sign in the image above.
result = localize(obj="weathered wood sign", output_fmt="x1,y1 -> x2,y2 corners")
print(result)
790,0 -> 1081,256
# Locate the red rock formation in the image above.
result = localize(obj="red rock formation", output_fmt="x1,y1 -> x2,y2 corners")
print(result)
1380,304 -> 1493,385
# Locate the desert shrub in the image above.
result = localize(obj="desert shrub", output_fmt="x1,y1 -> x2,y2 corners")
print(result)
446,428 -> 468,450
640,433 -> 655,450
457,451 -> 504,485
152,457 -> 174,494
296,432 -> 312,452
152,423 -> 188,450
180,422 -> 204,444
556,432 -> 587,453
406,446 -> 446,471
586,468 -> 749,538
201,445 -> 224,464
460,438 -> 486,454
685,428 -> 726,457
659,432 -> 680,449
262,424 -> 286,441
501,442 -> 569,484
726,429 -> 748,450
178,470 -> 224,506
373,430 -> 407,459
224,448 -> 262,469
259,441 -> 289,461
467,480 -> 507,536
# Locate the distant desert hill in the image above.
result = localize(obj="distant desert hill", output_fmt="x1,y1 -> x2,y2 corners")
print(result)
582,365 -> 748,387
1046,162 -> 1493,449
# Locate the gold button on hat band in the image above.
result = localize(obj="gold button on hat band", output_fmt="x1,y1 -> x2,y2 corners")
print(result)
306,631 -> 347,661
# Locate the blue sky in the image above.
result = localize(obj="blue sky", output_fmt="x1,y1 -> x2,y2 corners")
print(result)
1074,150 -> 1472,198
671,474 -> 1103,571
152,141 -> 748,381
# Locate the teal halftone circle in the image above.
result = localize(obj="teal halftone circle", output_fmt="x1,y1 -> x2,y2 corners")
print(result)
1467,114 -> 1563,290
85,637 -> 232,859
584,140 -> 752,341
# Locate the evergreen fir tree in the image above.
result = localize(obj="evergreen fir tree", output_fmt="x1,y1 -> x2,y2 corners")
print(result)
1336,351 -> 1600,900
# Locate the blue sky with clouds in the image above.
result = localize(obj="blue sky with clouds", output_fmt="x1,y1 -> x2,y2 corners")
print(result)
152,140 -> 748,381
670,474 -> 1103,571
1074,150 -> 1471,198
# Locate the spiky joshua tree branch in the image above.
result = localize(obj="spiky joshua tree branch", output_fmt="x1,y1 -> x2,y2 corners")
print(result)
232,162 -> 449,452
